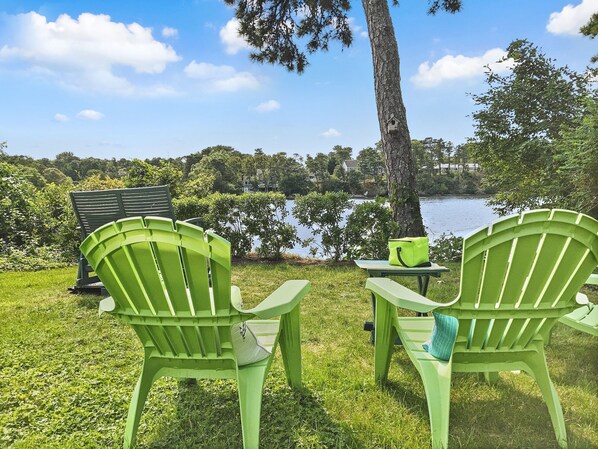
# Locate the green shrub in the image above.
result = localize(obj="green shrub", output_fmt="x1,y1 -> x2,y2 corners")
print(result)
38,182 -> 79,261
242,193 -> 298,259
208,193 -> 252,257
173,196 -> 212,224
175,194 -> 250,257
0,242 -> 71,271
176,192 -> 298,259
0,162 -> 45,247
293,192 -> 352,261
430,233 -> 463,262
346,200 -> 398,259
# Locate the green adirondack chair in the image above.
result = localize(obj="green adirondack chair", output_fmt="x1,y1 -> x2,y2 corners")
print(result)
559,273 -> 598,336
80,217 -> 311,449
366,209 -> 598,449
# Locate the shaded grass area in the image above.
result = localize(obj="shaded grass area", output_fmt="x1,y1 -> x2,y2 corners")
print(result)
0,264 -> 597,448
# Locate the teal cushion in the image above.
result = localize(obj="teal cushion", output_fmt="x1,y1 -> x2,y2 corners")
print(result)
422,312 -> 458,361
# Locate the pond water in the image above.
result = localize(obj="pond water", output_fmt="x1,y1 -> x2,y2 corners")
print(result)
284,196 -> 500,257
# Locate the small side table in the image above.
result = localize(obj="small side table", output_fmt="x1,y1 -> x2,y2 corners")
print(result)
355,260 -> 449,343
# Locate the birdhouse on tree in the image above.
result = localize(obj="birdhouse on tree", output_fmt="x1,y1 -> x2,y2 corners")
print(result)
387,114 -> 399,134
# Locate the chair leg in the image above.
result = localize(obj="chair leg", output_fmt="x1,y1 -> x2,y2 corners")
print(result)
479,371 -> 499,385
123,358 -> 161,449
420,363 -> 452,449
523,353 -> 568,448
279,306 -> 302,388
237,361 -> 269,449
374,295 -> 397,384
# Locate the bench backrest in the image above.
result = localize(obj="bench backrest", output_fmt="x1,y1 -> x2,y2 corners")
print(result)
70,185 -> 175,237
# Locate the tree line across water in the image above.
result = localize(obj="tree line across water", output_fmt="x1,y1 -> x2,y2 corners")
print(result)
0,138 -> 479,269
0,137 -> 486,198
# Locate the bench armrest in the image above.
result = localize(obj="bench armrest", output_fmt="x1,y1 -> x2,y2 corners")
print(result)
232,280 -> 311,319
365,277 -> 448,314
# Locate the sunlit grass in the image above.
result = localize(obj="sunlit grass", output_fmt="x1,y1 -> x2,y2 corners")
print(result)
1,264 -> 596,448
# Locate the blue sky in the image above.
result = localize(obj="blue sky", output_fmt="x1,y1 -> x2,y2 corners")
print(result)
0,0 -> 596,160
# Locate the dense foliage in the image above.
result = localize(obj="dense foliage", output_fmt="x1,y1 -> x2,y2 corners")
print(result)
0,138 -> 486,270
471,39 -> 597,217
293,192 -> 353,261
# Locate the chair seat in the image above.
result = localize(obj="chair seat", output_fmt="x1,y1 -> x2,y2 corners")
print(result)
559,304 -> 598,336
246,319 -> 281,353
396,317 -> 450,365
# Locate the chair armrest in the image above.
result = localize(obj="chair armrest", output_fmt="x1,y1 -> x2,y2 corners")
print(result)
232,280 -> 311,319
184,217 -> 204,227
365,277 -> 447,314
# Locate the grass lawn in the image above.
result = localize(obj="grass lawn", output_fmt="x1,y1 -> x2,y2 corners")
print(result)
1,262 -> 597,448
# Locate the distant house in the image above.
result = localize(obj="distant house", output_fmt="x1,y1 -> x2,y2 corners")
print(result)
242,176 -> 252,193
342,160 -> 359,173
421,163 -> 480,174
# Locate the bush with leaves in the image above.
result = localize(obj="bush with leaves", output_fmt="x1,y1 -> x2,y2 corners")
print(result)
175,193 -> 251,257
293,192 -> 352,261
429,233 -> 463,262
242,192 -> 298,259
0,242 -> 71,271
173,196 -> 212,224
125,159 -> 183,197
206,193 -> 252,257
346,200 -> 398,259
37,181 -> 79,260
0,162 -> 45,246
77,174 -> 126,191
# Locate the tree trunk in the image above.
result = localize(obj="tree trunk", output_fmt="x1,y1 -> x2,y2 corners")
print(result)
362,0 -> 425,237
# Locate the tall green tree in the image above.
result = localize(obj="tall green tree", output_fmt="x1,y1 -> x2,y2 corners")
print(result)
54,152 -> 82,180
357,146 -> 385,184
189,150 -> 242,194
553,97 -> 598,217
471,39 -> 594,215
224,0 -> 462,235
305,153 -> 331,191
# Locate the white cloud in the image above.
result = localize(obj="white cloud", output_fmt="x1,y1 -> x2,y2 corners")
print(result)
0,12 -> 180,95
321,128 -> 341,138
254,100 -> 280,112
348,17 -> 368,39
546,0 -> 598,35
184,61 -> 236,79
54,113 -> 69,122
219,18 -> 251,55
213,72 -> 260,91
411,48 -> 512,88
76,109 -> 104,120
162,26 -> 178,38
184,60 -> 260,92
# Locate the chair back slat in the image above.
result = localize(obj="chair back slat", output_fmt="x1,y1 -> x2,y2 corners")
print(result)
81,217 -> 240,363
144,219 -> 190,313
179,224 -> 212,314
497,233 -> 544,307
448,209 -> 598,353
207,232 -> 233,314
